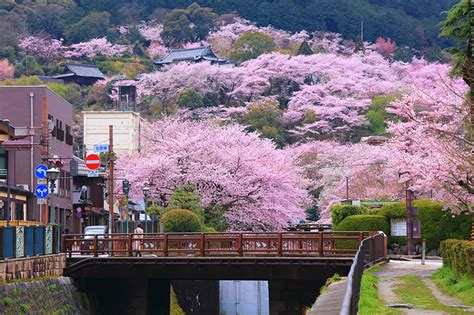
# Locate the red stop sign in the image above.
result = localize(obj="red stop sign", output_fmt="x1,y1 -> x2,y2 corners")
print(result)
85,154 -> 101,170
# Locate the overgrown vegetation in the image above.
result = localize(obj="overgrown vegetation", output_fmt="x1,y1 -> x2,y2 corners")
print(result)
358,264 -> 399,315
440,239 -> 474,277
432,266 -> 474,306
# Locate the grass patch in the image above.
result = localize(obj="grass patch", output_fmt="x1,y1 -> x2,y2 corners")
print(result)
432,266 -> 474,306
320,273 -> 343,294
170,285 -> 185,315
394,275 -> 469,313
358,264 -> 399,315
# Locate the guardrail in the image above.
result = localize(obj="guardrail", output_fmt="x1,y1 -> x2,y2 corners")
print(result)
63,231 -> 377,258
0,225 -> 62,259
340,232 -> 387,315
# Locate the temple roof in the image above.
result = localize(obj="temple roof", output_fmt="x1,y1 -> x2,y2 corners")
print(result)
154,46 -> 227,65
54,64 -> 105,79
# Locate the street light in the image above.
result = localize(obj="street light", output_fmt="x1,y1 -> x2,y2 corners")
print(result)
343,170 -> 352,204
47,167 -> 60,224
142,186 -> 150,233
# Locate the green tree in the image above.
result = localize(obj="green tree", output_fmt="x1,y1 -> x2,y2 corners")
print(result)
161,3 -> 215,47
176,88 -> 205,109
27,3 -> 71,37
230,32 -> 276,64
160,209 -> 203,232
241,100 -> 285,147
168,184 -> 204,217
365,95 -> 396,135
296,41 -> 313,55
14,56 -> 44,77
65,11 -> 111,43
354,35 -> 365,53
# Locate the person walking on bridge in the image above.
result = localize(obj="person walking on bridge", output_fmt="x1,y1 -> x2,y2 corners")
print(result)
133,223 -> 144,257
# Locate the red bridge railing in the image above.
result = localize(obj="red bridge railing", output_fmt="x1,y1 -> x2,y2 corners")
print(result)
63,231 -> 379,258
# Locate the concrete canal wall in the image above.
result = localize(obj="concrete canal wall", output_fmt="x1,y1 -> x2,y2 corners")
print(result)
0,277 -> 91,315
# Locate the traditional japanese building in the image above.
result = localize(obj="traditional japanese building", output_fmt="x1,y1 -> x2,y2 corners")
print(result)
154,46 -> 229,66
53,64 -> 106,85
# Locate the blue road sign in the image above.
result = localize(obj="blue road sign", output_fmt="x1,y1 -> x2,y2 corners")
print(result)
35,185 -> 49,198
34,164 -> 48,179
93,144 -> 109,152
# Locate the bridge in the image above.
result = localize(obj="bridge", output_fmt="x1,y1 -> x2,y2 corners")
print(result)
63,231 -> 387,315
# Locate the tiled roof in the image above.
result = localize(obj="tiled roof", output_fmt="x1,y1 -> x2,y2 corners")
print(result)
54,64 -> 105,79
154,46 -> 226,65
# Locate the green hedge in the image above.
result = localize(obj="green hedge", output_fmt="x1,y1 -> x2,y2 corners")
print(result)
331,204 -> 368,226
440,239 -> 474,277
378,200 -> 472,250
160,209 -> 203,232
335,215 -> 389,234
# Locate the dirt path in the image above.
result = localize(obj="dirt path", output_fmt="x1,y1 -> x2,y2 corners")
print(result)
374,260 -> 473,314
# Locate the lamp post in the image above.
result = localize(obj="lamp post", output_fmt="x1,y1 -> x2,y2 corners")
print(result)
142,187 -> 150,234
47,167 -> 60,224
343,170 -> 352,204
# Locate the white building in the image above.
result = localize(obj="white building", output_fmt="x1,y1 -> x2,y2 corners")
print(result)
83,111 -> 145,155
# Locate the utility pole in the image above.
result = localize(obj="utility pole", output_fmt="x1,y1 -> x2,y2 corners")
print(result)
405,184 -> 415,256
41,96 -> 49,224
108,125 -> 114,234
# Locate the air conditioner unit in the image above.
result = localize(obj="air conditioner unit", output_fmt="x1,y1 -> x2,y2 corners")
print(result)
17,184 -> 29,191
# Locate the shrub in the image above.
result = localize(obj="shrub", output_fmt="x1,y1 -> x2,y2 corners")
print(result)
335,215 -> 389,234
379,200 -> 472,250
440,239 -> 474,277
160,209 -> 203,232
331,204 -> 368,226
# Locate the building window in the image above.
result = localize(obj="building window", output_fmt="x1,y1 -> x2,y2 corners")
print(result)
66,125 -> 73,145
0,148 -> 7,180
15,202 -> 24,220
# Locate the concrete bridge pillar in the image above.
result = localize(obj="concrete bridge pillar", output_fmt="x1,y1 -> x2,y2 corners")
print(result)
269,280 -> 325,315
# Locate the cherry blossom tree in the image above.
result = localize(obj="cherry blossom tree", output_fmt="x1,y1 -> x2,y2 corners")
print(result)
64,37 -> 129,59
18,35 -> 65,61
116,118 -> 310,230
387,75 -> 473,214
0,59 -> 14,81
376,37 -> 397,58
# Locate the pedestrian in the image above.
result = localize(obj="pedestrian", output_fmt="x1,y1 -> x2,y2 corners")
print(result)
133,223 -> 144,257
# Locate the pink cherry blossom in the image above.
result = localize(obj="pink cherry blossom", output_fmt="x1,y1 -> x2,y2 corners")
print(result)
116,118 -> 310,230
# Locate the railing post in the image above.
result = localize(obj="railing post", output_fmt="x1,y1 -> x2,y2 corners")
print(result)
358,232 -> 364,244
93,235 -> 98,257
318,232 -> 324,257
200,233 -> 205,256
237,233 -> 243,256
277,232 -> 282,256
163,233 -> 168,257
128,234 -> 133,257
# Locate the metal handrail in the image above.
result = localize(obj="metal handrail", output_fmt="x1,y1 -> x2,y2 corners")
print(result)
339,232 -> 387,315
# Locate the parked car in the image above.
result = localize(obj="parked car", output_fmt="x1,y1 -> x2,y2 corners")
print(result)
80,225 -> 107,253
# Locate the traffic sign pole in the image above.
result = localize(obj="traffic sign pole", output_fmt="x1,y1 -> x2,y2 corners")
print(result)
108,125 -> 115,235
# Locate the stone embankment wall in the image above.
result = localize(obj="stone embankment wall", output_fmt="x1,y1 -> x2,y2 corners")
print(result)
0,277 -> 91,314
0,254 -> 65,281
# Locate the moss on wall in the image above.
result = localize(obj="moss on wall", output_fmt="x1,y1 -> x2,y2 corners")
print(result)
0,277 -> 91,315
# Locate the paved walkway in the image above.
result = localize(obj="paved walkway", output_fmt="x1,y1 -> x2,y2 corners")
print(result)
374,260 -> 474,314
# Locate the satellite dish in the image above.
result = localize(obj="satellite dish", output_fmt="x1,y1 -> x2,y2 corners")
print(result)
47,119 -> 55,134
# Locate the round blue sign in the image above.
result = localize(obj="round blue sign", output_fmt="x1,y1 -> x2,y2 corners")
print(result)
34,164 -> 48,179
35,185 -> 49,198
